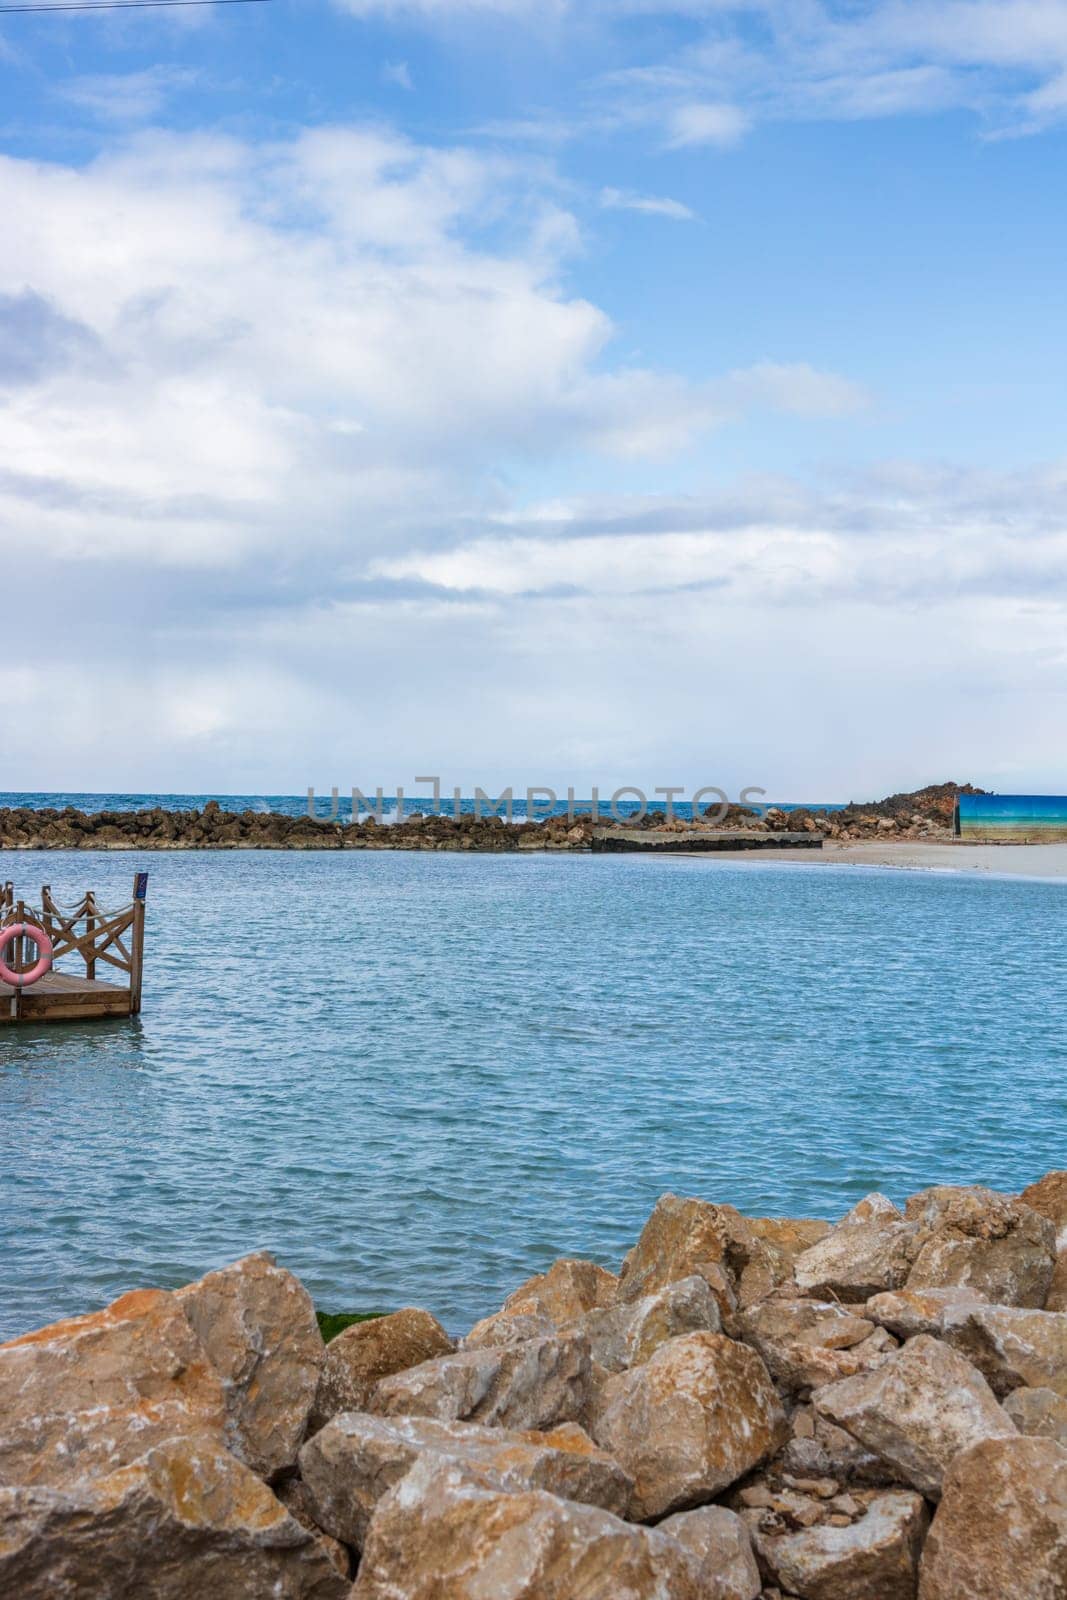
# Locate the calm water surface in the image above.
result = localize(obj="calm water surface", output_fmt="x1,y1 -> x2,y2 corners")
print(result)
1,849 -> 1064,1340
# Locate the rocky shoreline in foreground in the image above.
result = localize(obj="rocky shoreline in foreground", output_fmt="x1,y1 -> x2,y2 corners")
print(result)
1,1171 -> 1064,1597
0,782 -> 976,852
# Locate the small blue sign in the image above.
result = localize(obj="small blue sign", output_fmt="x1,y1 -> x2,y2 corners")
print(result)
135,873 -> 149,901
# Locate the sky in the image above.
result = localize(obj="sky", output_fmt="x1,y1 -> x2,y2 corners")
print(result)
1,0 -> 1066,800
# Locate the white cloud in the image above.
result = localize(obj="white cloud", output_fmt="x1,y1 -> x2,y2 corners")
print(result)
599,186 -> 696,219
382,60 -> 415,90
59,67 -> 199,124
665,100 -> 750,146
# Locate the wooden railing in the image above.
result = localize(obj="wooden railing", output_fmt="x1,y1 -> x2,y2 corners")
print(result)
1,875 -> 147,1012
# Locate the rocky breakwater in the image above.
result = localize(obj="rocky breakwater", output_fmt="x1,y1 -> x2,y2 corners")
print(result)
1,1177 -> 1065,1598
698,782 -> 985,844
0,802 -> 601,852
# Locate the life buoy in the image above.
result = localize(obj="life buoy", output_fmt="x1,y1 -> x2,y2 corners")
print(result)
0,923 -> 53,988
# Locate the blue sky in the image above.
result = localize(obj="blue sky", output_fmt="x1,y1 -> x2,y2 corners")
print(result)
2,1 -> 1066,796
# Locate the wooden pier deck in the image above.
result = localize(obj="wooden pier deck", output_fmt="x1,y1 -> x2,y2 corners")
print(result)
1,876 -> 146,1025
1,971 -> 134,1024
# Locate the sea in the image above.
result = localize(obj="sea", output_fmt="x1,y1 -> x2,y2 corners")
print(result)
1,797 -> 1064,1341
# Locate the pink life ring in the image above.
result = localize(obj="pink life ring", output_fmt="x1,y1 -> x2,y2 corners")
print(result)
0,923 -> 53,988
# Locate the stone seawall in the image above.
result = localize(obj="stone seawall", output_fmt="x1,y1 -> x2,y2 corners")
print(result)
1,1173 -> 1064,1597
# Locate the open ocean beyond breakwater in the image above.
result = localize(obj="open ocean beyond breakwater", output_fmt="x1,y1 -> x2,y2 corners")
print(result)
1,846 -> 1064,1341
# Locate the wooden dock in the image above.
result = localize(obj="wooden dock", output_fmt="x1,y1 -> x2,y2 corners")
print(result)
1,876 -> 147,1025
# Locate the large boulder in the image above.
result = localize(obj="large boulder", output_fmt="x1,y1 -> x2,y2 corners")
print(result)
464,1312 -> 557,1350
616,1195 -> 729,1304
734,1216 -> 831,1307
0,1435 -> 350,1599
299,1412 -> 633,1546
578,1276 -> 721,1373
918,1435 -> 1067,1599
864,1287 -> 989,1339
657,1506 -> 761,1600
814,1334 -> 1016,1498
1002,1386 -> 1067,1445
738,1298 -> 896,1394
904,1186 -> 1056,1308
176,1252 -> 324,1477
941,1304 -> 1067,1397
310,1308 -> 453,1431
502,1259 -> 618,1324
0,1289 -> 227,1490
351,1455 -> 702,1599
588,1331 -> 787,1519
371,1333 -> 591,1432
793,1200 -> 917,1303
1020,1170 -> 1067,1312
747,1489 -> 929,1600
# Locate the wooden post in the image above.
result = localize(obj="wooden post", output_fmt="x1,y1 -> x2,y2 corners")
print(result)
85,892 -> 97,982
129,873 -> 148,1015
41,885 -> 54,948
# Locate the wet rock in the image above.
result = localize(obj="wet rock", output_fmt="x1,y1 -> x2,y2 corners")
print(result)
813,1334 -> 1016,1498
941,1304 -> 1067,1397
904,1186 -> 1056,1308
464,1311 -> 557,1350
658,1505 -> 762,1600
310,1307 -> 453,1431
918,1435 -> 1067,1599
0,1435 -> 350,1599
372,1332 -> 591,1432
588,1330 -> 787,1519
794,1204 -> 917,1303
579,1275 -> 721,1373
1001,1385 -> 1067,1444
748,1489 -> 928,1600
177,1252 -> 324,1477
351,1454 -> 702,1599
300,1411 -> 633,1546
738,1299 -> 895,1394
864,1286 -> 989,1339
502,1258 -> 618,1323
617,1194 -> 730,1304
0,1288 -> 227,1490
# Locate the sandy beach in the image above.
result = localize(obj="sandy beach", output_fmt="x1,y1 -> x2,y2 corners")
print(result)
697,840 -> 1067,879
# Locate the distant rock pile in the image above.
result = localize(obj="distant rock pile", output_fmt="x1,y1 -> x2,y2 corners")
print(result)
1,1173 -> 1064,1597
0,783 -> 985,851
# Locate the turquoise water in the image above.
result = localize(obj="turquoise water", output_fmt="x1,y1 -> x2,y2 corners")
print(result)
1,848 -> 1064,1341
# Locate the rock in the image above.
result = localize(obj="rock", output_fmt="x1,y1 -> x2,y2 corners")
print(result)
658,1505 -> 761,1600
748,1489 -> 928,1600
0,1288 -> 227,1490
465,1311 -> 557,1350
0,1435 -> 350,1598
864,1286 -> 989,1339
904,1186 -> 1056,1308
794,1213 -> 917,1303
589,1331 -> 787,1519
941,1304 -> 1067,1397
372,1333 -> 591,1432
579,1275 -> 721,1373
502,1258 -> 618,1323
814,1334 -> 1016,1498
351,1455 -> 702,1599
736,1218 -> 831,1308
272,1477 -> 352,1577
1002,1386 -> 1067,1445
300,1411 -> 633,1546
918,1435 -> 1067,1599
738,1299 -> 895,1394
617,1194 -> 729,1303
1020,1171 -> 1067,1312
777,1412 -> 892,1489
840,1194 -> 905,1227
310,1307 -> 453,1431
176,1252 -> 324,1477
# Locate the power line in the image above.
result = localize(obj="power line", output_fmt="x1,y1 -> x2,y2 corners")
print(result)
0,0 -> 268,11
